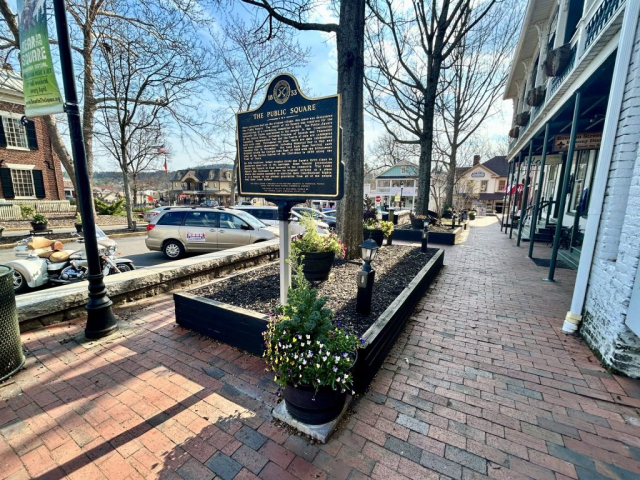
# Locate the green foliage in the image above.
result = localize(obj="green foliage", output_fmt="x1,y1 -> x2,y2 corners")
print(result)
94,198 -> 126,216
75,212 -> 82,223
379,221 -> 394,239
20,205 -> 35,219
291,214 -> 345,258
263,262 -> 360,393
363,195 -> 377,223
31,214 -> 48,224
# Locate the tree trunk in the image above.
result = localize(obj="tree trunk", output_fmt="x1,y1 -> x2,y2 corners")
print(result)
446,144 -> 458,208
335,0 -> 365,259
132,173 -> 138,209
121,170 -> 135,231
82,28 -> 96,179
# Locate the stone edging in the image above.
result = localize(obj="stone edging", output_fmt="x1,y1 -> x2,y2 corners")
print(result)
17,240 -> 279,331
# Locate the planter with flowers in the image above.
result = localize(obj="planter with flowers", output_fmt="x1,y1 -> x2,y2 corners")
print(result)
30,214 -> 49,232
362,196 -> 384,247
381,220 -> 394,245
292,215 -> 345,282
264,263 -> 359,424
410,213 -> 427,230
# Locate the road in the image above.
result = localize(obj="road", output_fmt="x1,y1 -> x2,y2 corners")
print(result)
0,235 -> 194,269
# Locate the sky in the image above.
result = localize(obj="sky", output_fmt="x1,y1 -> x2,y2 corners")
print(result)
6,0 -> 513,172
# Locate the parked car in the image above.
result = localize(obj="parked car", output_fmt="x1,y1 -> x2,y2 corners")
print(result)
292,207 -> 336,230
324,209 -> 337,218
145,207 -> 278,259
233,205 -> 330,235
144,206 -> 173,223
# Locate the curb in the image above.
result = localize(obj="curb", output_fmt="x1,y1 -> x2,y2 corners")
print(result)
0,231 -> 147,250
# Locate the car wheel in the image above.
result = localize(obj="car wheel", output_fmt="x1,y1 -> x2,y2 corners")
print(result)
163,240 -> 184,259
12,270 -> 29,294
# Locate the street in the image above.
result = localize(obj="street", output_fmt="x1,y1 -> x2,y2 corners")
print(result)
0,235 -> 190,269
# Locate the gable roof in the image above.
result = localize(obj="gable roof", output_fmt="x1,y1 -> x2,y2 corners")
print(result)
377,162 -> 419,178
482,156 -> 508,177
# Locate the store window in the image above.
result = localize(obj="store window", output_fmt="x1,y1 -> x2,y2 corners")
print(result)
377,180 -> 390,188
497,179 -> 506,192
11,169 -> 35,197
568,150 -> 598,215
1,117 -> 28,149
480,181 -> 488,193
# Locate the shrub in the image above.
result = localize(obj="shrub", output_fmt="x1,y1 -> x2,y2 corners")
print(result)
20,205 -> 35,219
31,214 -> 48,224
379,221 -> 394,239
94,198 -> 126,216
291,214 -> 345,259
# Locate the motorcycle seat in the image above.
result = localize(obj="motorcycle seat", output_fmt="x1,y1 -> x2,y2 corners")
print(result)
49,250 -> 73,263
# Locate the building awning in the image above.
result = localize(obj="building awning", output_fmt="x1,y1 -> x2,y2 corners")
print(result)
479,193 -> 505,201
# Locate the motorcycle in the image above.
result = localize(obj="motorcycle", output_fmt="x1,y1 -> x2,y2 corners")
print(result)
5,226 -> 135,294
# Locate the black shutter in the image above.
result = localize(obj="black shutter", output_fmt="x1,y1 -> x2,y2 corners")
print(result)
0,118 -> 6,148
33,170 -> 46,198
0,169 -> 14,198
26,120 -> 38,150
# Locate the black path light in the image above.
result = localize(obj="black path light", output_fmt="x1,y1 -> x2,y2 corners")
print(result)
53,0 -> 117,338
356,237 -> 379,315
421,220 -> 429,253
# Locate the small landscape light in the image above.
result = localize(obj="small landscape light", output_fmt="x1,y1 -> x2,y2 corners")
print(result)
360,237 -> 379,270
357,237 -> 378,315
421,220 -> 429,253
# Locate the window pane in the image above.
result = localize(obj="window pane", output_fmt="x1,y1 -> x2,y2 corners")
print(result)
2,117 -> 28,149
10,169 -> 35,197
184,211 -> 217,226
157,211 -> 186,225
219,213 -> 246,229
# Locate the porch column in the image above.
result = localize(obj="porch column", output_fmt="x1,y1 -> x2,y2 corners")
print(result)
528,123 -> 550,258
547,92 -> 581,282
502,160 -> 513,232
517,140 -> 535,246
509,153 -> 523,239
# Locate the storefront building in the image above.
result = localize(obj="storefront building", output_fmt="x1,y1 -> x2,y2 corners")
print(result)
456,155 -> 509,213
504,0 -> 640,376
368,162 -> 419,211
170,167 -> 234,205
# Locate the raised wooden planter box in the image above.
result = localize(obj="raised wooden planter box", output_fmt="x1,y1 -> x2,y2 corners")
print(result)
393,227 -> 463,245
173,250 -> 445,393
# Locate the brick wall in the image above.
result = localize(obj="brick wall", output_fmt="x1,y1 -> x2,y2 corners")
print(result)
581,19 -> 640,377
0,100 -> 64,200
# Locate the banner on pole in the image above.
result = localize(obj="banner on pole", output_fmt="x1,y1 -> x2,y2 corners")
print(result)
17,0 -> 64,117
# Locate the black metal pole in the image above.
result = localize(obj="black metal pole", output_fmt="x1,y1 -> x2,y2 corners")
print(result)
517,140 -> 534,246
502,160 -> 513,232
529,123 -> 550,258
509,153 -> 523,239
53,0 -> 117,338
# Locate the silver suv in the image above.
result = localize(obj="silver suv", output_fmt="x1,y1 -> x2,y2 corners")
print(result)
145,207 -> 277,259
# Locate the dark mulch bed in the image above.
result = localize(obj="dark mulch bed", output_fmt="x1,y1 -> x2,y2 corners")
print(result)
0,228 -> 140,245
192,245 -> 436,337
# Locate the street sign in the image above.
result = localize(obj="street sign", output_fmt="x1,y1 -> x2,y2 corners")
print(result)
394,193 -> 400,202
553,132 -> 602,152
375,195 -> 381,205
237,73 -> 343,200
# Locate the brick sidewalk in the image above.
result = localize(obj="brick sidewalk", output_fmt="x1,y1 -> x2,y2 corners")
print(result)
2,218 -> 640,479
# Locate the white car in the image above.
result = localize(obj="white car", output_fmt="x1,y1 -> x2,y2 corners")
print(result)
233,206 -> 329,235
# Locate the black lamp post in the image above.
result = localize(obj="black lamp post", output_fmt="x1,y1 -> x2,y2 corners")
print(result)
356,238 -> 379,315
421,220 -> 429,252
53,0 -> 117,339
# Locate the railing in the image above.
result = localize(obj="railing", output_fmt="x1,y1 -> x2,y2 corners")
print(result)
6,200 -> 74,213
584,0 -> 624,51
0,204 -> 22,221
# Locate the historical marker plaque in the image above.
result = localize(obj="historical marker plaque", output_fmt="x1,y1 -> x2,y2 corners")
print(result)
237,74 -> 342,199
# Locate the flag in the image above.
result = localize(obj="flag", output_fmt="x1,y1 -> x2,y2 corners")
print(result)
164,157 -> 168,173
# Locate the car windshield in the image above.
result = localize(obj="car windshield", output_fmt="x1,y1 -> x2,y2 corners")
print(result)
233,210 -> 266,229
95,225 -> 107,239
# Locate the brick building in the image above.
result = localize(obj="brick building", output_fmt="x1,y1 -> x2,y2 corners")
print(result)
0,66 -> 64,201
504,0 -> 640,376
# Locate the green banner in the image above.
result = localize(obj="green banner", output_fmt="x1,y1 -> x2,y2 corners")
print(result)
17,0 -> 64,116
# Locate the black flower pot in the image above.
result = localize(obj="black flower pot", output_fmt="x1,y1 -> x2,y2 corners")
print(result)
411,218 -> 424,229
74,223 -> 83,234
300,252 -> 335,282
363,229 -> 383,247
30,222 -> 48,232
468,213 -> 476,220
386,233 -> 393,246
283,383 -> 348,425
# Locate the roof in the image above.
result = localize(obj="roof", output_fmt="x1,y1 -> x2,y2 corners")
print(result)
481,156 -> 509,177
172,167 -> 233,182
377,162 -> 419,178
0,67 -> 24,104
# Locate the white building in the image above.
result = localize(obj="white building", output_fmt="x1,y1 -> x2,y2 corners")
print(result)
504,0 -> 640,376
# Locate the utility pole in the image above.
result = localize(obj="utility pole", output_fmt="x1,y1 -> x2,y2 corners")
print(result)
53,0 -> 117,338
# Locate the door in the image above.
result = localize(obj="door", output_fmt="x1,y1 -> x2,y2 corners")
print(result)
218,212 -> 252,250
179,211 -> 219,251
627,267 -> 640,337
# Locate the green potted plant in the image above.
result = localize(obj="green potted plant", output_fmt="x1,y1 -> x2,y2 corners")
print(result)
30,213 -> 49,232
410,212 -> 426,230
380,220 -> 394,245
263,263 -> 359,425
468,209 -> 476,221
363,196 -> 383,246
292,214 -> 345,282
74,212 -> 83,233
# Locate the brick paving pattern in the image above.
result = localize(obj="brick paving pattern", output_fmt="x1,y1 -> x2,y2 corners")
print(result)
1,217 -> 640,479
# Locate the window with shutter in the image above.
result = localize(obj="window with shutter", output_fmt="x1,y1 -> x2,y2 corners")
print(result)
0,116 -> 28,149
32,170 -> 46,198
0,169 -> 14,198
25,120 -> 38,150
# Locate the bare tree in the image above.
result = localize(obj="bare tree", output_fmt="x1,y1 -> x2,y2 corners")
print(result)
94,5 -> 215,229
438,1 -> 520,207
210,13 -> 310,206
236,0 -> 366,259
365,0 -> 498,216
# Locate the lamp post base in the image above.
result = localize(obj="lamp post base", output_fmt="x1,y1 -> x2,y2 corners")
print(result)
84,274 -> 118,339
